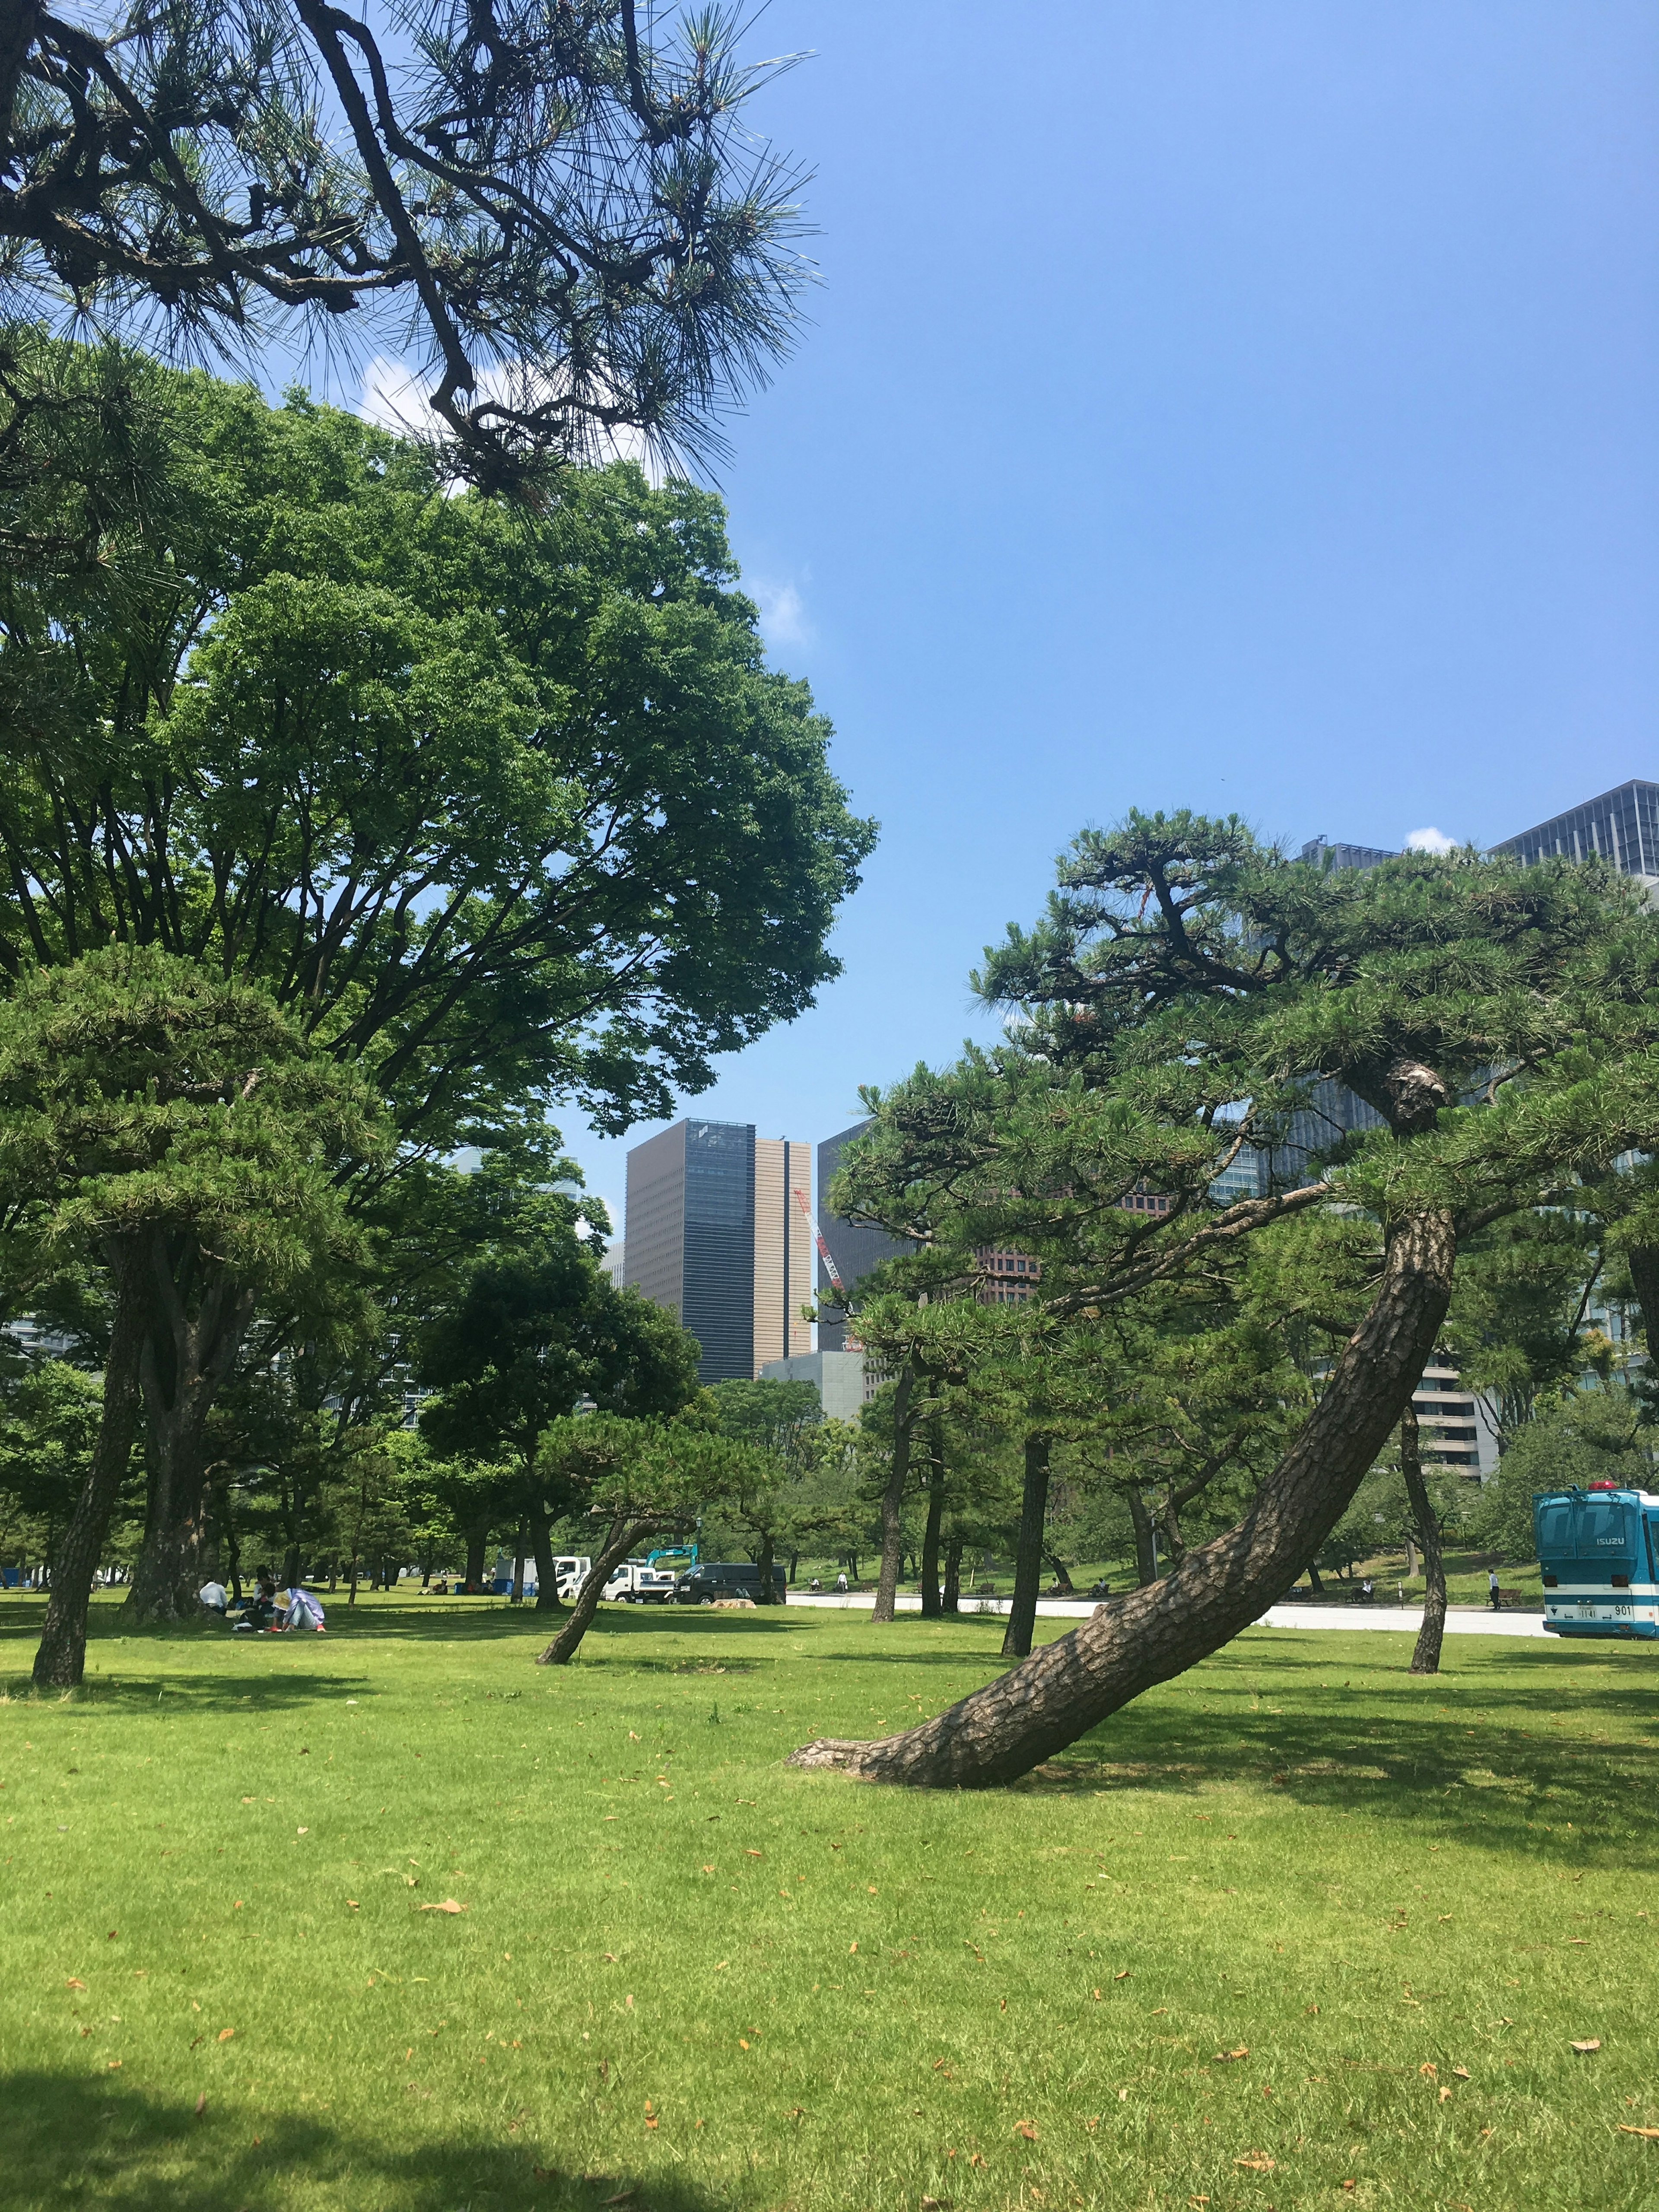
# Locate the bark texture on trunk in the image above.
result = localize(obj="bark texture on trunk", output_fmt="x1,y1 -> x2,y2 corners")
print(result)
537,1517 -> 657,1665
464,1529 -> 486,1592
528,1506 -> 567,1611
1001,1433 -> 1051,1659
125,1244 -> 254,1622
870,1365 -> 914,1624
32,1241 -> 149,1688
511,1520 -> 528,1604
788,1210 -> 1455,1788
1400,1404 -> 1446,1676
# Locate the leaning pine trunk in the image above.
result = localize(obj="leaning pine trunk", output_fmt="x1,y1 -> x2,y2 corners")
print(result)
538,1518 -> 658,1665
1001,1434 -> 1051,1659
788,1210 -> 1455,1788
529,1506 -> 566,1612
870,1366 -> 915,1624
33,1241 -> 149,1688
1401,1404 -> 1447,1675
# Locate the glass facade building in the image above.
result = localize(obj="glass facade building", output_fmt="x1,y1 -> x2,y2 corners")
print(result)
815,1120 -> 915,1351
1490,779 -> 1659,883
623,1120 -> 810,1382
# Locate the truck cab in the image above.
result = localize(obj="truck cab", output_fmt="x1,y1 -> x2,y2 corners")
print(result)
1535,1484 -> 1659,1639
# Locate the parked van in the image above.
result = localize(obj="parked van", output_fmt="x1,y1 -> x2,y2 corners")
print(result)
553,1555 -> 592,1600
602,1559 -> 679,1604
674,1560 -> 788,1605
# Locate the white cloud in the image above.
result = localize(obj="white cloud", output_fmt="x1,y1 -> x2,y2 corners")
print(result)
1404,826 -> 1456,853
750,578 -> 812,653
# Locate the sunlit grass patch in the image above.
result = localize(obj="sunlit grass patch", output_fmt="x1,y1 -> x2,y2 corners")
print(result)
0,1592 -> 1653,2209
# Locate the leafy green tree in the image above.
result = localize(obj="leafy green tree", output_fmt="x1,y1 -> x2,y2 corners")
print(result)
419,1242 -> 702,1604
0,1359 -> 113,1574
0,357 -> 872,1612
3,6 -> 813,487
1469,1386 -> 1653,1562
534,1414 -> 774,1663
792,815 -> 1659,1788
0,944 -> 380,1682
706,1377 -> 821,1602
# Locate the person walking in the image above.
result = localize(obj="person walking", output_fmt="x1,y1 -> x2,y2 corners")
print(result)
1488,1567 -> 1501,1612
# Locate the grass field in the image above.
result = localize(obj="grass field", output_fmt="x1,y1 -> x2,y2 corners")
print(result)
2,1591 -> 1655,2212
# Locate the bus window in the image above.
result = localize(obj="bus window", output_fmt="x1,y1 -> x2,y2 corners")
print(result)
1577,1497 -> 1635,1557
1535,1500 -> 1573,1555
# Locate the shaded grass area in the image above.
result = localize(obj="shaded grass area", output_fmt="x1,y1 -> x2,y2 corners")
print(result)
2,1592 -> 1656,2211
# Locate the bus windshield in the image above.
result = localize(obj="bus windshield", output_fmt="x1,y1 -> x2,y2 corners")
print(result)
1536,1493 -> 1637,1567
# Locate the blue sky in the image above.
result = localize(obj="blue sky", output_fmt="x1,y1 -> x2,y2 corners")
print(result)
366,3 -> 1659,1231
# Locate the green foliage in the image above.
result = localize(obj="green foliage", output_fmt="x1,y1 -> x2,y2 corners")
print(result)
0,1360 -> 114,1566
0,354 -> 875,1141
1470,1386 -> 1656,1562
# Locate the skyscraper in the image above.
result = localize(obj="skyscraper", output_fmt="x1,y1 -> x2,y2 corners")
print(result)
623,1120 -> 812,1382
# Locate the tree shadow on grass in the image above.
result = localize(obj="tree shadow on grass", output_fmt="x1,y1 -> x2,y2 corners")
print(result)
1011,1678 -> 1658,1870
3,2070 -> 726,2212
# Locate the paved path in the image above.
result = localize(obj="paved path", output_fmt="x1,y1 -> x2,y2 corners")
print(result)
783,1590 -> 1551,1639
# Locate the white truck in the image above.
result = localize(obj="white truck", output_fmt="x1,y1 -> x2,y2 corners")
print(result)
601,1559 -> 680,1604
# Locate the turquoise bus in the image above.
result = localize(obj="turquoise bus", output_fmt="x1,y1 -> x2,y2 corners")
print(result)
1535,1481 -> 1659,1640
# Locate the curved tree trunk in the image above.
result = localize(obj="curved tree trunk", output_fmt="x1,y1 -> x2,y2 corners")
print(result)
754,1527 -> 779,1602
1401,1404 -> 1446,1675
788,1210 -> 1455,1788
870,1365 -> 915,1624
33,1240 -> 149,1688
1001,1433 -> 1051,1659
537,1516 -> 659,1665
528,1505 -> 567,1611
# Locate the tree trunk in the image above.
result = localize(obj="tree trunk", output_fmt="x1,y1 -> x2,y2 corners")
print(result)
1044,1548 -> 1075,1595
32,1241 -> 149,1689
871,1365 -> 915,1624
918,1461 -> 946,1619
464,1528 -> 486,1593
347,1554 -> 359,1606
788,1209 -> 1456,1788
125,1247 -> 254,1622
754,1527 -> 779,1602
1626,1243 -> 1659,1356
1404,1532 -> 1419,1579
941,1532 -> 963,1615
538,1517 -> 660,1665
1125,1485 -> 1158,1586
1401,1405 -> 1446,1676
511,1519 -> 528,1604
1305,1559 -> 1325,1593
1002,1433 -> 1052,1659
529,1504 -> 567,1612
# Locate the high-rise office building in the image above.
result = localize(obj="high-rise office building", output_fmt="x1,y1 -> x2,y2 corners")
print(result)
814,1119 -> 914,1351
623,1120 -> 812,1382
1491,778 -> 1659,888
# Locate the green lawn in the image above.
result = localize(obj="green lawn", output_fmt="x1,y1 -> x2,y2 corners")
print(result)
2,1592 -> 1654,2212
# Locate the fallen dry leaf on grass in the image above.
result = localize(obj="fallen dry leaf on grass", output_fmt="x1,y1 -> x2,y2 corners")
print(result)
1439,2087 -> 1453,2102
1015,2120 -> 1037,2141
65,1978 -> 85,1990
1619,2125 -> 1659,2139
1419,2063 -> 1437,2078
1571,2039 -> 1602,2054
1452,2066 -> 1470,2080
1213,2047 -> 1249,2063
1234,2154 -> 1274,2173
919,2198 -> 953,2209
217,2028 -> 235,2042
418,1899 -> 466,1914
1114,1969 -> 1130,1981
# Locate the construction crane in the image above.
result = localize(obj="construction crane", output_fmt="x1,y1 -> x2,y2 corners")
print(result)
793,1185 -> 861,1349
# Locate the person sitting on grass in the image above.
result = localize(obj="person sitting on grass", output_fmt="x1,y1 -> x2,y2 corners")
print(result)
232,1574 -> 280,1633
283,1581 -> 327,1633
